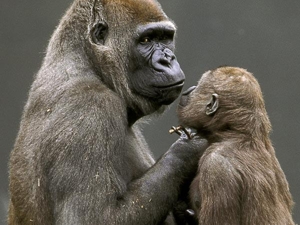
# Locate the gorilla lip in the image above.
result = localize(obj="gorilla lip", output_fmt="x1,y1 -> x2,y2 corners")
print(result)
154,80 -> 184,89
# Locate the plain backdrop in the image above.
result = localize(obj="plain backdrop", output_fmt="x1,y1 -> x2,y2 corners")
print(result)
0,0 -> 299,224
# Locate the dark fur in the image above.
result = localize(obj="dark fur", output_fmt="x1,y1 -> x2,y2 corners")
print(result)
177,67 -> 295,224
8,0 -> 208,224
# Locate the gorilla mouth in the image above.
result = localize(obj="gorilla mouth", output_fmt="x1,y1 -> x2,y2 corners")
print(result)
155,80 -> 185,89
153,80 -> 185,105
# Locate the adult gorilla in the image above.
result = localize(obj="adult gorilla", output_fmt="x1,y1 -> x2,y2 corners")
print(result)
9,0 -> 207,224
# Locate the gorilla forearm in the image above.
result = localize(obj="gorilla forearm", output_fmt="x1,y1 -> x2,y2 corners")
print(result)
112,159 -> 192,224
48,131 -> 204,225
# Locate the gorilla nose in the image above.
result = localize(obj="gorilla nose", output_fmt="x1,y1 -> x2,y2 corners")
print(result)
159,58 -> 171,66
151,47 -> 181,72
158,49 -> 175,66
164,48 -> 175,61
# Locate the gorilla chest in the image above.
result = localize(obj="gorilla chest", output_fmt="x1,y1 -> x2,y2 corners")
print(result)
122,133 -> 155,182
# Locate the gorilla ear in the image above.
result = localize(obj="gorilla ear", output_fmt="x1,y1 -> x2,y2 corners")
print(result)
90,21 -> 108,45
206,93 -> 219,116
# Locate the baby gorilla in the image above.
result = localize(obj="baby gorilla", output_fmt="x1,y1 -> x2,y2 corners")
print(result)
177,66 -> 295,224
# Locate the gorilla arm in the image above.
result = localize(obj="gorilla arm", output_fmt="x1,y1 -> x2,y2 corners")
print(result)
196,150 -> 243,225
43,78 -> 206,225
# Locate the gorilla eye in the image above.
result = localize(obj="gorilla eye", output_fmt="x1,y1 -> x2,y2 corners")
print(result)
140,37 -> 151,44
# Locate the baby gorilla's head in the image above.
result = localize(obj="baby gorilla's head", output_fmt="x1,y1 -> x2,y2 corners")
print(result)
177,66 -> 271,140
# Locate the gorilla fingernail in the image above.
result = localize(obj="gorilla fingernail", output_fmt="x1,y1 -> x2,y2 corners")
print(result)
169,126 -> 192,139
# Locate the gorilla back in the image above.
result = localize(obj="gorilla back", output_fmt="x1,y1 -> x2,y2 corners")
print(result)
9,0 -> 208,224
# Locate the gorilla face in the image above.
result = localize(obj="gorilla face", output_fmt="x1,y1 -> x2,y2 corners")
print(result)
131,22 -> 185,105
177,70 -> 220,131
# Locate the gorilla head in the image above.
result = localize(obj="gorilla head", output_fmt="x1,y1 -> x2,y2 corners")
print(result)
77,0 -> 185,120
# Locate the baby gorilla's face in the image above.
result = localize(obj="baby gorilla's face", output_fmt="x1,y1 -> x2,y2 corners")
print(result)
176,71 -> 213,130
177,66 -> 263,136
178,86 -> 196,108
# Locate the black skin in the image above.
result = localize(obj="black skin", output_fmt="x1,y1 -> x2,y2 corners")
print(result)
132,23 -> 184,106
8,1 -> 207,225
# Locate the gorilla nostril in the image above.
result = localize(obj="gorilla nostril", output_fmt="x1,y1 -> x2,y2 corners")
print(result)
163,48 -> 175,60
165,54 -> 175,61
159,57 -> 171,66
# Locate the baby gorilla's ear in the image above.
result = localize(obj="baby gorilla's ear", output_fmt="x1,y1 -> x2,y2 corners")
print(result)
206,93 -> 219,116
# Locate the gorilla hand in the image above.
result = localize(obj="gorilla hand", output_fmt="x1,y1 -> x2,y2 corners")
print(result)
163,133 -> 207,225
173,201 -> 198,225
167,133 -> 208,177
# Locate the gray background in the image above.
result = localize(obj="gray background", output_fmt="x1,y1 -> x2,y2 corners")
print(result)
0,0 -> 299,224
